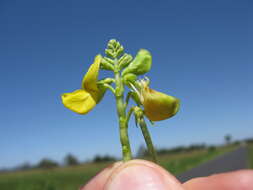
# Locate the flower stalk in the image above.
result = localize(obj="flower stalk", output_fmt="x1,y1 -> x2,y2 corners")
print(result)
114,62 -> 132,161
61,39 -> 180,163
139,117 -> 158,163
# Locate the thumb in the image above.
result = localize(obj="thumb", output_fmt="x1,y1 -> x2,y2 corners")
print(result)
104,159 -> 184,190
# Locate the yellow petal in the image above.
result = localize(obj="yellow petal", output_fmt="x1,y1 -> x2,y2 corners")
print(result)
143,87 -> 180,121
61,89 -> 96,114
82,55 -> 102,93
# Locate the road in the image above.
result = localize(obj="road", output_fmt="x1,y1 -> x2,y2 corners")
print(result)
177,147 -> 248,182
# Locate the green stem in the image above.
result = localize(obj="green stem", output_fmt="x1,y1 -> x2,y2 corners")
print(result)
103,83 -> 115,94
114,63 -> 132,161
125,91 -> 133,107
139,118 -> 158,163
126,107 -> 134,124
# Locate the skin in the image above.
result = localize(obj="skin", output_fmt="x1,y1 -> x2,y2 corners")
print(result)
81,159 -> 253,190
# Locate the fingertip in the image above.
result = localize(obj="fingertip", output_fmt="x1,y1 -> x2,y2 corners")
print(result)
80,161 -> 122,190
104,159 -> 184,190
81,159 -> 185,190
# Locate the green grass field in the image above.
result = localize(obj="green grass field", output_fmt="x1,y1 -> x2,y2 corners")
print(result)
0,146 -> 236,190
248,142 -> 253,168
158,145 -> 236,175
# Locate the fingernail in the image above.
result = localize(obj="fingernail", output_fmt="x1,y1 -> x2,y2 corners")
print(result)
105,164 -> 167,190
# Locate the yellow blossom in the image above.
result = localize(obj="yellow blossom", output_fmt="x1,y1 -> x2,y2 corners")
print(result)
61,55 -> 104,114
132,78 -> 180,121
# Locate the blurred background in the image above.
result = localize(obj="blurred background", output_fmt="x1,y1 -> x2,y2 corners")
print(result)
0,0 -> 252,189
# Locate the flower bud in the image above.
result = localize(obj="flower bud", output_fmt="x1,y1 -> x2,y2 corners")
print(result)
119,53 -> 133,70
101,57 -> 114,71
105,49 -> 114,58
122,49 -> 152,76
123,73 -> 137,85
106,39 -> 124,58
116,45 -> 124,57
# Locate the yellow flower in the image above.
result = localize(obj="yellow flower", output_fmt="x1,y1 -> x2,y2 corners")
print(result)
61,55 -> 104,114
132,78 -> 180,121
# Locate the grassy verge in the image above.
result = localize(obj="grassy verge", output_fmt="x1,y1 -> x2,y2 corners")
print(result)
248,142 -> 253,168
0,146 -> 236,190
159,145 -> 236,175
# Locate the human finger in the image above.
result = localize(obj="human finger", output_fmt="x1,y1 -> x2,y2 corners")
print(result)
80,161 -> 122,190
104,159 -> 184,190
183,169 -> 253,190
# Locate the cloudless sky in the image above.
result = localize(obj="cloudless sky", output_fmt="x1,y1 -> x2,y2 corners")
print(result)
0,0 -> 252,168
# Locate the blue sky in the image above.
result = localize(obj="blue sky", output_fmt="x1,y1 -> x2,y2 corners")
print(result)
0,0 -> 252,168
